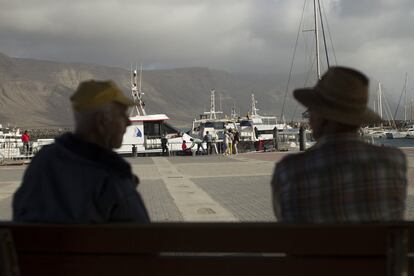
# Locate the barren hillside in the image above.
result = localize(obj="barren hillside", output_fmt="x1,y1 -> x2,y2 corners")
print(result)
0,53 -> 300,129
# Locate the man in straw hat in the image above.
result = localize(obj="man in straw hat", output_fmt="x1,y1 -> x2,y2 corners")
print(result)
271,67 -> 407,222
13,80 -> 150,223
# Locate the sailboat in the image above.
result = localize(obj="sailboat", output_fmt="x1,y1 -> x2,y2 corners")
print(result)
386,73 -> 410,139
363,82 -> 393,138
277,0 -> 332,150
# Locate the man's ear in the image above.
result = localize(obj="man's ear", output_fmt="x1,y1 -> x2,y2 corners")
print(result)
95,112 -> 107,135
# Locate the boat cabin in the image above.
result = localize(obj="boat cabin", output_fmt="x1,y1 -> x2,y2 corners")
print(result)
117,114 -> 183,154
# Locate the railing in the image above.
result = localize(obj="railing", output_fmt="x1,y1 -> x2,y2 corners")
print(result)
0,140 -> 48,165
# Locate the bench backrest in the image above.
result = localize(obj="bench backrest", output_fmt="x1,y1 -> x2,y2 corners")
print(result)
0,222 -> 412,276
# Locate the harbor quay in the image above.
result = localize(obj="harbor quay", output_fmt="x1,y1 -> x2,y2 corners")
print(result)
1,148 -> 414,222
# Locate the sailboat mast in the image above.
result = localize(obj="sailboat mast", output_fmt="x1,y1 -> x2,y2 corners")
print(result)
404,73 -> 408,122
378,82 -> 383,119
313,0 -> 321,79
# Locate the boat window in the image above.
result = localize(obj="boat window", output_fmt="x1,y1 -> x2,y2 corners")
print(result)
144,122 -> 162,137
240,120 -> 252,127
204,122 -> 225,129
257,129 -> 275,135
260,118 -> 277,125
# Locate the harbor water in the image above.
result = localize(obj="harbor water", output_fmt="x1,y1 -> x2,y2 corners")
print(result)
374,138 -> 414,148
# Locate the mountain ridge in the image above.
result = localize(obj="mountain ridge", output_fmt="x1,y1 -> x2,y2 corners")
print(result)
0,53 -> 303,128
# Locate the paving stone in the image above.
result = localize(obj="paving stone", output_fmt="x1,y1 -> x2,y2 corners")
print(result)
124,157 -> 155,165
167,155 -> 242,164
192,176 -> 276,222
138,179 -> 183,221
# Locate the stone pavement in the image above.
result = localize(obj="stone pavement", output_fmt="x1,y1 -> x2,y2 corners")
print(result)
1,149 -> 414,221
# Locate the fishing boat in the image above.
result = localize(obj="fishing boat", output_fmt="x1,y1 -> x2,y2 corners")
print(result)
190,89 -> 237,143
117,65 -> 191,155
238,93 -> 290,143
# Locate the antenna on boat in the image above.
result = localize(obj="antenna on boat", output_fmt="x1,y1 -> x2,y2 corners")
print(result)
203,89 -> 223,119
231,104 -> 237,118
130,63 -> 146,116
210,89 -> 216,120
251,93 -> 259,116
219,94 -> 222,112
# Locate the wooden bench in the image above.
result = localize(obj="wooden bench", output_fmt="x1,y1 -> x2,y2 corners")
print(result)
0,222 -> 412,276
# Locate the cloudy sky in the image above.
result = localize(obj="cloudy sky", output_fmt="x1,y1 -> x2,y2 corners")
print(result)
0,0 -> 413,99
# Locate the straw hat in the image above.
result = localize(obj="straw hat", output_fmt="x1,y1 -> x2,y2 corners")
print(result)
293,66 -> 381,126
71,80 -> 135,111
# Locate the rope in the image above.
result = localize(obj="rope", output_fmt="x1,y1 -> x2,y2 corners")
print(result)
318,0 -> 330,68
280,0 -> 308,120
320,0 -> 338,65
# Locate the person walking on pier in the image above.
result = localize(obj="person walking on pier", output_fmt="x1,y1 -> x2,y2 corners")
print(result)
161,134 -> 169,156
271,67 -> 407,223
13,80 -> 150,223
190,137 -> 205,155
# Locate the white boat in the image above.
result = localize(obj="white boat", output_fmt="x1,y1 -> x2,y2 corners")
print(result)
238,94 -> 290,142
405,128 -> 414,139
117,65 -> 190,155
385,130 -> 408,139
0,125 -> 24,161
361,125 -> 389,139
190,89 -> 237,143
276,128 -> 315,151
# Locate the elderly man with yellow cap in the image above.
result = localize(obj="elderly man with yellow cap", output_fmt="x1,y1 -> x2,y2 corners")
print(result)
13,80 -> 150,223
271,67 -> 407,223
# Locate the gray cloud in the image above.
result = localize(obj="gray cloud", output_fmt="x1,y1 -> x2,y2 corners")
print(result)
0,0 -> 413,99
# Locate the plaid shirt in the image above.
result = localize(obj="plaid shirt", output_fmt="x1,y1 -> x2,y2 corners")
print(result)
271,134 -> 407,222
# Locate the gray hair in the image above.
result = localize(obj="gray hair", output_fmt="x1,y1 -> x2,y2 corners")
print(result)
73,102 -> 115,133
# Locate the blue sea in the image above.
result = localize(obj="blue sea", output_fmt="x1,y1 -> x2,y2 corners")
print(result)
374,138 -> 414,148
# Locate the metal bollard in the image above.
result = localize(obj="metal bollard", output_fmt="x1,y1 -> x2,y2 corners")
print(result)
299,126 -> 306,151
273,127 -> 279,151
132,145 -> 137,157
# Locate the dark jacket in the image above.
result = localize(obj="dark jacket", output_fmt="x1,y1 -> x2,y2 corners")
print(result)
13,133 -> 150,223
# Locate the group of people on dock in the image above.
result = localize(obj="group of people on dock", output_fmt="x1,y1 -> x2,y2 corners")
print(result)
181,128 -> 240,156
12,66 -> 407,224
222,128 -> 240,155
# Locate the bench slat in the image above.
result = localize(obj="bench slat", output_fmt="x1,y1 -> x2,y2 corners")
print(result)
17,254 -> 387,276
3,223 -> 393,255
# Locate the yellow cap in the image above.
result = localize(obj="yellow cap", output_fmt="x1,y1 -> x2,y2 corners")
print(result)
70,80 -> 135,111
